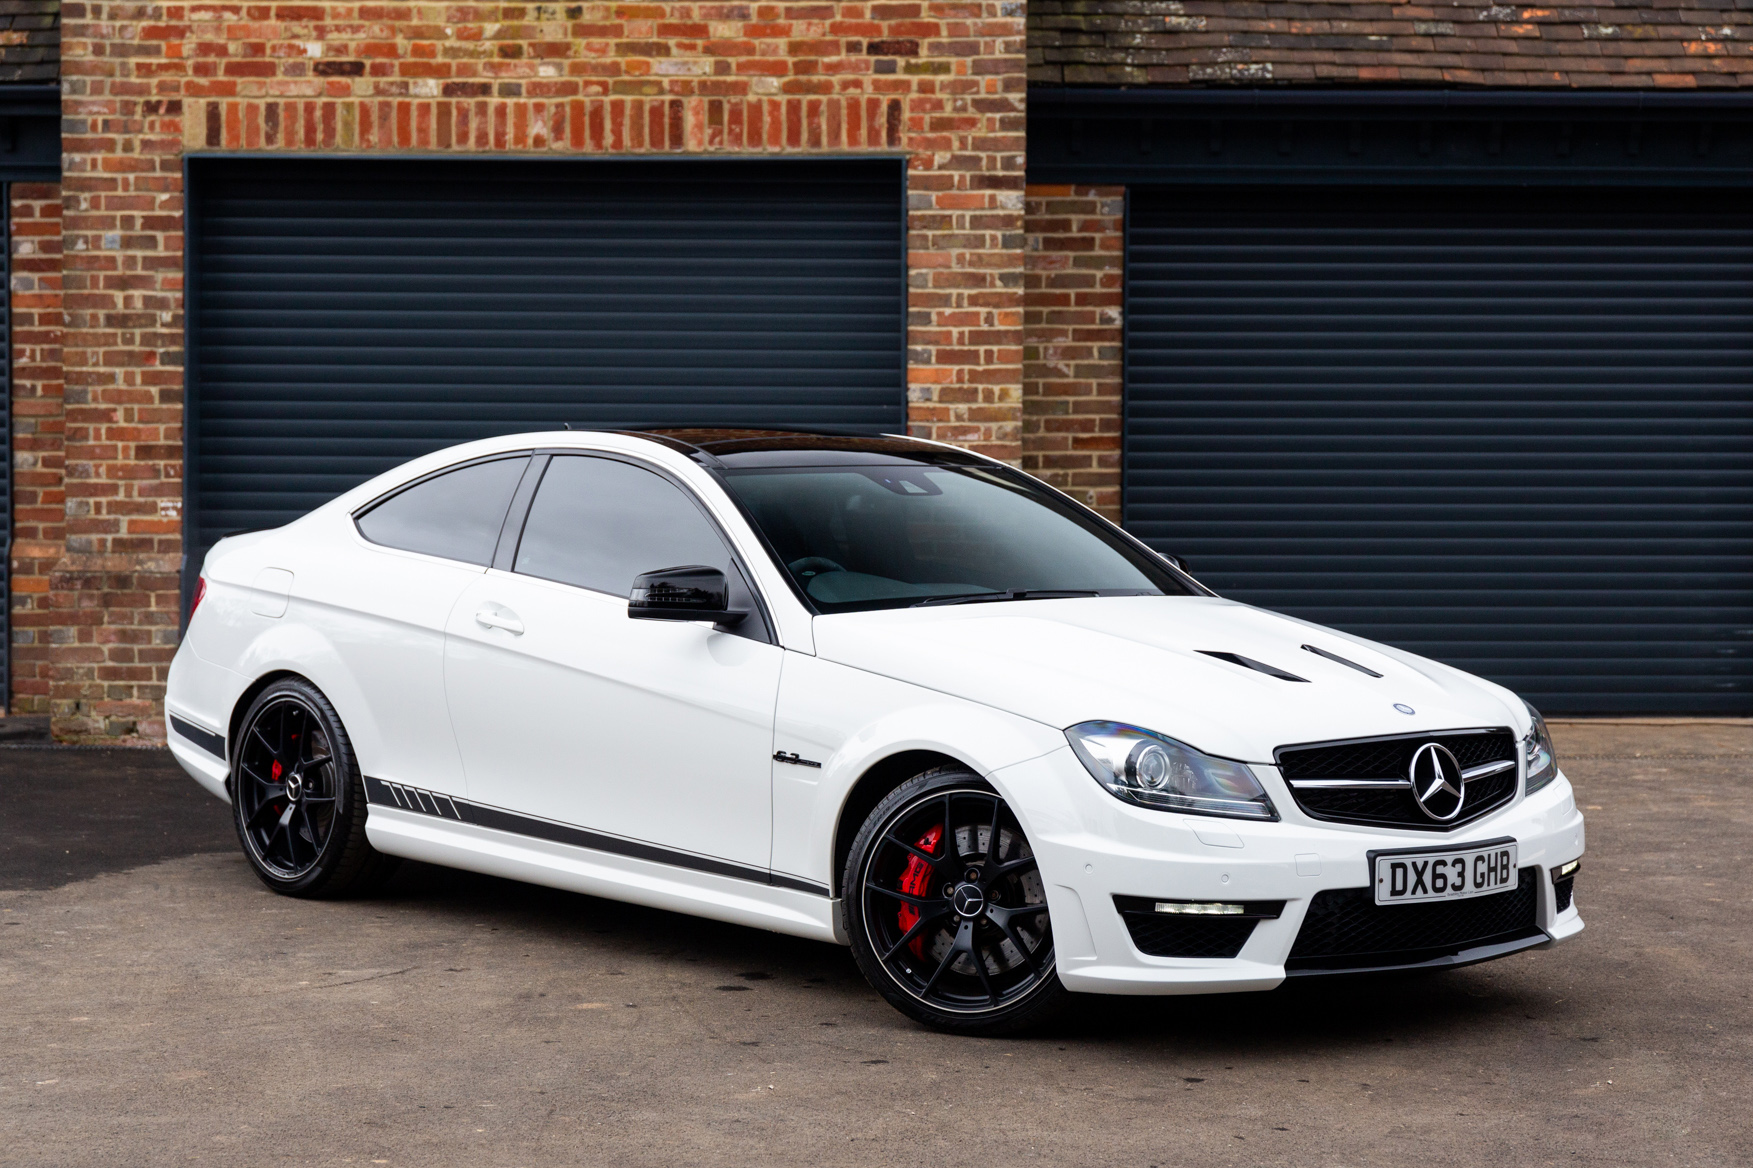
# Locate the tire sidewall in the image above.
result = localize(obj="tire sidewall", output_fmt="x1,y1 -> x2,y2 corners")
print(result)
231,678 -> 366,897
842,767 -> 1066,1035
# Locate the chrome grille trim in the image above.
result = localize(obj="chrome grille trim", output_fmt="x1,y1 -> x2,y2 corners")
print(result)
1274,726 -> 1520,831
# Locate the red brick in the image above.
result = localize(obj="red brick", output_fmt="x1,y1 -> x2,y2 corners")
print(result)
1022,184 -> 1123,523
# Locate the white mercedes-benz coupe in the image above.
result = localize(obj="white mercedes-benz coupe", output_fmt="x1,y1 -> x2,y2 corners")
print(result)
167,428 -> 1585,1033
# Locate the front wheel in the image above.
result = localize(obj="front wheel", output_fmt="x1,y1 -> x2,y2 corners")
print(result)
231,677 -> 398,898
843,768 -> 1068,1034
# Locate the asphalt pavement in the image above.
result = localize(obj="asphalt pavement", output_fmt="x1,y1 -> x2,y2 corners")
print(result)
1,721 -> 1749,1166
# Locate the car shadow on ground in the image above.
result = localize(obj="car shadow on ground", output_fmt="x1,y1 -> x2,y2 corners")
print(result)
370,854 -> 1554,1054
1,742 -> 1568,1062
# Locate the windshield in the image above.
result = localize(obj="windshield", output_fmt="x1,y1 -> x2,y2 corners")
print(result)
719,463 -> 1192,613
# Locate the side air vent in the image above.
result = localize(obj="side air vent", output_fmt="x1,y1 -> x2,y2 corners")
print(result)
1197,651 -> 1309,683
1301,644 -> 1383,678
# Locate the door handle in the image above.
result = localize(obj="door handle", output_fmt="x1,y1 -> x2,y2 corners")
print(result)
474,609 -> 525,635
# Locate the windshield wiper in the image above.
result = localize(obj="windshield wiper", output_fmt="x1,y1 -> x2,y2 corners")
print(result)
912,589 -> 1101,608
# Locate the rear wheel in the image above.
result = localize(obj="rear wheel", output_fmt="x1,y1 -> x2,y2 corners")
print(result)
844,767 -> 1067,1034
231,677 -> 398,898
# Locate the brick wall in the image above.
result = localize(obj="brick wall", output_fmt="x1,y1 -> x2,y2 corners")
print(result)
8,181 -> 62,716
1022,183 -> 1122,523
1029,0 -> 1753,87
49,2 -> 1026,741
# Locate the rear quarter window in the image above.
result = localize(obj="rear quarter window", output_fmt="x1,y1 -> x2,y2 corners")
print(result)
355,456 -> 529,566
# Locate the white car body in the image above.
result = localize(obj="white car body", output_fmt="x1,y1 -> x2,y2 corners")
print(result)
167,429 -> 1584,998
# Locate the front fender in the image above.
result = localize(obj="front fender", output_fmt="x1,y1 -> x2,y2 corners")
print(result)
771,652 -> 1065,892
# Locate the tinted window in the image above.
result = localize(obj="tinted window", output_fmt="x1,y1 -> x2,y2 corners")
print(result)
515,456 -> 731,597
721,464 -> 1190,613
356,456 -> 528,566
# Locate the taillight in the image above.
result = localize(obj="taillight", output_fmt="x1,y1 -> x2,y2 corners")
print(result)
189,577 -> 207,620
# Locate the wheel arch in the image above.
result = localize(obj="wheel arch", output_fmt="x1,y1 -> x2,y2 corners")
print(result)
227,669 -> 309,768
830,749 -> 980,898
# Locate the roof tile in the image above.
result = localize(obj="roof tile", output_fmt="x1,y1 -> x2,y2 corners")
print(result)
1030,0 -> 1753,84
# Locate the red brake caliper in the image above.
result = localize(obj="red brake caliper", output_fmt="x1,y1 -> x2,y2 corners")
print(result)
896,824 -> 943,957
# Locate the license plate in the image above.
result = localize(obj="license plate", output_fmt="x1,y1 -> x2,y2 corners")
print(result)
1374,841 -> 1518,906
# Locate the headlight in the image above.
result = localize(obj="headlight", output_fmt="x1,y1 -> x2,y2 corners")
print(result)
1523,701 -> 1558,795
1065,721 -> 1278,821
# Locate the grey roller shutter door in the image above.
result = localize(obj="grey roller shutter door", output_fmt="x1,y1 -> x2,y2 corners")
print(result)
1126,185 -> 1753,715
186,156 -> 905,559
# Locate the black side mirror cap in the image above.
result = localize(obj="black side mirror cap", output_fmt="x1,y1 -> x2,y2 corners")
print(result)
628,565 -> 747,626
1162,551 -> 1191,574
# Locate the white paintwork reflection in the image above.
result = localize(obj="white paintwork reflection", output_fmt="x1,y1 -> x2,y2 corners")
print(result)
443,569 -> 780,870
295,536 -> 480,799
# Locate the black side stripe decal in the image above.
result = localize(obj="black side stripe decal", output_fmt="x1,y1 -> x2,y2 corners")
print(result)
365,777 -> 468,822
363,776 -> 830,898
170,715 -> 226,760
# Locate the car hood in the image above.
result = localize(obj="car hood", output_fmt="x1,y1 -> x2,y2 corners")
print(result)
810,596 -> 1527,763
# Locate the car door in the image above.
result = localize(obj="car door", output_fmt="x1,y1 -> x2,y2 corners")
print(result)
442,452 -> 780,871
312,453 -> 531,799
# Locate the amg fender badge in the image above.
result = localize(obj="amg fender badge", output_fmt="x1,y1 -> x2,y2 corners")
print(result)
773,751 -> 823,769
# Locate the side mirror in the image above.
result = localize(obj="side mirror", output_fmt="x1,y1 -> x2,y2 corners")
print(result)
1162,551 -> 1192,574
628,565 -> 747,626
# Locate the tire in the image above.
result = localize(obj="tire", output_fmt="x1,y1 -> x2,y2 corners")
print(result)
843,767 -> 1068,1035
230,677 -> 399,898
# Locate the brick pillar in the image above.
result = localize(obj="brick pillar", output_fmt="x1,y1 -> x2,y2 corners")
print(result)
1022,184 -> 1124,522
901,28 -> 1029,465
9,182 -> 64,716
55,2 -> 186,742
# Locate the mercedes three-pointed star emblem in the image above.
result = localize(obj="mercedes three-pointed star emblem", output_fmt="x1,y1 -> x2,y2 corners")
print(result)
1408,741 -> 1466,821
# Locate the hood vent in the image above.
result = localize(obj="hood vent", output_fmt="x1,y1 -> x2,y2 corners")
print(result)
1197,651 -> 1310,683
1301,644 -> 1383,678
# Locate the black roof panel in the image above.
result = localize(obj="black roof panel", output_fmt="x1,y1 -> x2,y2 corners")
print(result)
619,428 -> 988,468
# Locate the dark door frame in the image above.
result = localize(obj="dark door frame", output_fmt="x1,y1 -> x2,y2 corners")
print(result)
1029,87 -> 1753,188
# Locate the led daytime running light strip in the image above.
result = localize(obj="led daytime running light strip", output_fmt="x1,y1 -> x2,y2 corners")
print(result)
1552,859 -> 1580,880
1154,901 -> 1246,916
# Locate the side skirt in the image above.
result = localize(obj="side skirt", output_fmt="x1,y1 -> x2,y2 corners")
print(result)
362,784 -> 843,945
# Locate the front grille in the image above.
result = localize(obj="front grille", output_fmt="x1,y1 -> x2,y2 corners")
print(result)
1286,867 -> 1541,972
1276,728 -> 1518,830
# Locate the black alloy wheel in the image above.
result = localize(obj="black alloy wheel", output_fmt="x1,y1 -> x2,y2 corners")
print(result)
845,768 -> 1067,1034
231,677 -> 398,898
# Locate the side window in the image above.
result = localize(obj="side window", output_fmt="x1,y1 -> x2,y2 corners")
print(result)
514,455 -> 731,597
355,456 -> 529,566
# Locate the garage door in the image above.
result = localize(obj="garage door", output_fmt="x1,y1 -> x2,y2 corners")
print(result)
1126,185 -> 1753,715
186,156 -> 905,562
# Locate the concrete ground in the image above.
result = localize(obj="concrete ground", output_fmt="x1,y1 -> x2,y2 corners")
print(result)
1,722 -> 1748,1167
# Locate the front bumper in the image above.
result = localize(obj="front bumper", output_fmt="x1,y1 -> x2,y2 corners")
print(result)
993,746 -> 1585,996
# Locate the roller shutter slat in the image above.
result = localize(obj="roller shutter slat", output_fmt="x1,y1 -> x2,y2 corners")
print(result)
1125,185 -> 1753,714
189,157 -> 905,557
